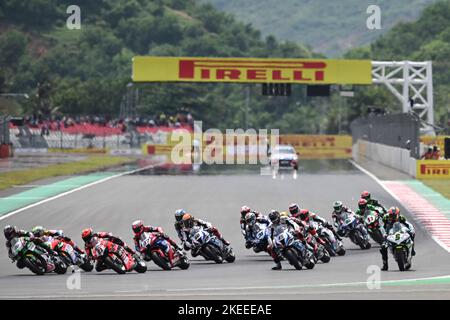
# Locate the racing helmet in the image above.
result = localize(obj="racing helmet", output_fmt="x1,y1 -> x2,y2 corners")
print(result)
31,226 -> 45,237
81,228 -> 93,242
288,203 -> 300,215
182,214 -> 194,228
358,198 -> 368,210
388,207 -> 400,221
240,206 -> 251,218
361,191 -> 371,200
132,220 -> 144,234
175,209 -> 186,222
268,210 -> 280,224
280,211 -> 290,218
299,209 -> 310,221
245,212 -> 256,225
4,225 -> 18,241
333,201 -> 343,213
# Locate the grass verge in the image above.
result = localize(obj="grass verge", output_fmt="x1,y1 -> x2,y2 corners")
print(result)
421,180 -> 450,199
0,156 -> 135,191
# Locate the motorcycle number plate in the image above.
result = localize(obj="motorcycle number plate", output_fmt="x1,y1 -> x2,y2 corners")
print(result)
140,238 -> 150,247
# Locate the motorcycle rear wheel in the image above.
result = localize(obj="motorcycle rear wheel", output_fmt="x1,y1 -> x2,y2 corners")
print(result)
134,257 -> 147,273
337,247 -> 346,256
320,250 -> 331,263
225,250 -> 236,263
179,256 -> 190,270
80,259 -> 94,272
53,257 -> 68,274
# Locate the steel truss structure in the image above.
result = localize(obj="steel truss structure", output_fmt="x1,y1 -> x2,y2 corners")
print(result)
372,61 -> 435,135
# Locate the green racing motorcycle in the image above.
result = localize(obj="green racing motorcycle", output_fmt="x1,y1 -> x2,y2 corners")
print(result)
10,237 -> 67,275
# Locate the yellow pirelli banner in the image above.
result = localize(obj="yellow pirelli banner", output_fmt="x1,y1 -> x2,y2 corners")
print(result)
142,134 -> 352,159
279,135 -> 352,159
132,57 -> 372,84
417,160 -> 450,179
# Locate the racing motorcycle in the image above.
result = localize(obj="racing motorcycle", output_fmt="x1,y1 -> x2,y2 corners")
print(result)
310,221 -> 345,256
189,226 -> 235,264
246,222 -> 271,254
47,237 -> 94,272
139,231 -> 189,270
272,226 -> 315,270
336,212 -> 371,250
90,237 -> 147,274
386,222 -> 414,271
9,237 -> 67,275
305,233 -> 331,263
363,210 -> 385,245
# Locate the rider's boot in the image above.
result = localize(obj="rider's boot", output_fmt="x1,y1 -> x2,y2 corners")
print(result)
380,247 -> 388,271
272,257 -> 282,270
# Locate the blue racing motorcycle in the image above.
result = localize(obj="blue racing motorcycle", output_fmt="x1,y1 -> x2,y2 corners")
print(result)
336,212 -> 371,250
272,226 -> 315,270
190,226 -> 235,264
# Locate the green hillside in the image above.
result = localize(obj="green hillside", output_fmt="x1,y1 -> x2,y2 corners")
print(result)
345,0 -> 450,130
0,0 -> 324,131
206,0 -> 438,57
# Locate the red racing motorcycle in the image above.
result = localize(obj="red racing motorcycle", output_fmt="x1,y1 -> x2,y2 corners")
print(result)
90,237 -> 147,274
47,236 -> 94,272
139,232 -> 190,270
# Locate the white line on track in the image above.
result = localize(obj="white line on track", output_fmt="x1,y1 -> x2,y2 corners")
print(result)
349,160 -> 450,253
12,185 -> 81,188
1,275 -> 450,299
0,164 -> 158,222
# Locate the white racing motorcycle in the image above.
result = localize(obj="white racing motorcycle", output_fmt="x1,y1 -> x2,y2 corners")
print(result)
386,222 -> 414,271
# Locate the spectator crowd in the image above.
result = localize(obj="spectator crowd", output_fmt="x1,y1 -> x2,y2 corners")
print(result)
10,111 -> 195,137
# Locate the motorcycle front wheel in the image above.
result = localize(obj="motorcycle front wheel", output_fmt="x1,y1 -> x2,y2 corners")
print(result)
394,248 -> 406,271
203,245 -> 223,264
23,253 -> 46,275
151,251 -> 171,270
104,255 -> 126,274
285,248 -> 302,270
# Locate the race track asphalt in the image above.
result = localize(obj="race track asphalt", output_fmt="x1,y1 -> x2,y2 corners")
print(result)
0,160 -> 449,299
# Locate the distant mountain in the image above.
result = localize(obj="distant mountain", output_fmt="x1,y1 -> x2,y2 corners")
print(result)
205,0 -> 438,56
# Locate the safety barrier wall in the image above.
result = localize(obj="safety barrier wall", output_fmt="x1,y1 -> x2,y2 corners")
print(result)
11,127 -> 353,160
350,113 -> 420,159
353,140 -> 417,177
